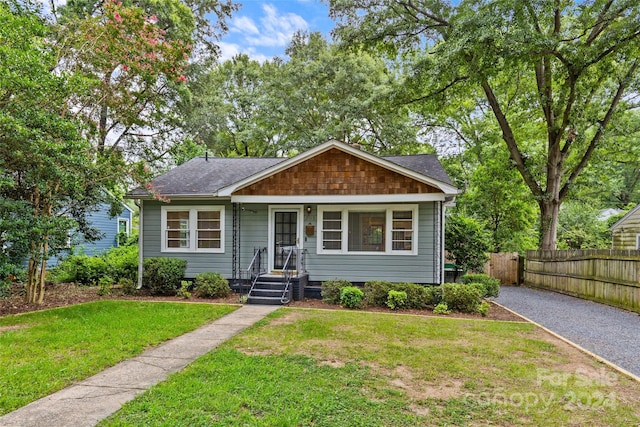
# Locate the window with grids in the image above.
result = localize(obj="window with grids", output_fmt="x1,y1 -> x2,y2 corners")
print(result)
322,211 -> 342,250
166,211 -> 190,248
162,207 -> 224,252
318,205 -> 417,255
197,210 -> 221,249
392,210 -> 413,251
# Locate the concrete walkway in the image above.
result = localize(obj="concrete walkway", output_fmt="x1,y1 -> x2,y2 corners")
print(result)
0,304 -> 280,427
495,286 -> 640,379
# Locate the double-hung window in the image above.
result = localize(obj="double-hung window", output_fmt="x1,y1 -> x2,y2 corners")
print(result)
318,205 -> 417,255
162,206 -> 224,253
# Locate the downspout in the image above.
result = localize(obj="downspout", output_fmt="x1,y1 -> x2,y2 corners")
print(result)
440,201 -> 445,284
135,199 -> 143,289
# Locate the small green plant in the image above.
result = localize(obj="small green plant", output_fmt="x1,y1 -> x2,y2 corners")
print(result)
386,290 -> 407,310
321,279 -> 352,305
143,257 -> 187,295
177,281 -> 192,299
461,273 -> 500,298
340,286 -> 364,309
194,272 -> 230,298
97,276 -> 113,296
433,302 -> 451,314
118,278 -> 137,295
478,300 -> 490,317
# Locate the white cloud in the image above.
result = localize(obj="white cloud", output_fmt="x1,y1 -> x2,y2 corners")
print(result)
231,16 -> 260,35
230,3 -> 308,50
217,42 -> 242,62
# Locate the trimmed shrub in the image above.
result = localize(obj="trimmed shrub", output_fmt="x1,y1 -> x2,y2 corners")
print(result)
143,257 -> 187,295
321,279 -> 352,305
441,283 -> 484,313
104,245 -> 138,282
399,282 -> 431,309
194,272 -> 230,298
364,281 -> 432,309
118,278 -> 136,295
363,280 -> 393,306
425,285 -> 443,306
386,290 -> 407,310
74,256 -> 109,286
460,273 -> 500,298
340,286 -> 364,309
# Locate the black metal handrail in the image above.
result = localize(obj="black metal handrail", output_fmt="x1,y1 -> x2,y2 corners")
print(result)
247,247 -> 266,298
280,247 -> 298,303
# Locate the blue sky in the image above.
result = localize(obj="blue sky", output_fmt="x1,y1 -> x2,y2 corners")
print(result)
217,0 -> 336,62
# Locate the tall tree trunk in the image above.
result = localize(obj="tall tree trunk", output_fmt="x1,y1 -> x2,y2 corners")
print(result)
539,198 -> 560,250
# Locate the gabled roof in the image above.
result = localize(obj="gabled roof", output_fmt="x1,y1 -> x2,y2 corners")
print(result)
611,204 -> 640,231
127,140 -> 458,199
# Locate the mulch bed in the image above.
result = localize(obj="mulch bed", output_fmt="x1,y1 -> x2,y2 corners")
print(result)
1,282 -> 524,322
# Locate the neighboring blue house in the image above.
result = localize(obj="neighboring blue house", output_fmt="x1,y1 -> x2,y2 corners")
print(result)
47,202 -> 134,266
77,202 -> 134,256
128,140 -> 458,304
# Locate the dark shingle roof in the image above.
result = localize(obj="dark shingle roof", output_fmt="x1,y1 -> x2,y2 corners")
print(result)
128,151 -> 454,198
127,157 -> 285,197
382,154 -> 454,186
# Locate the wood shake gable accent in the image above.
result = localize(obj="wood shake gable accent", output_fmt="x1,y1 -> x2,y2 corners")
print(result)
233,148 -> 441,196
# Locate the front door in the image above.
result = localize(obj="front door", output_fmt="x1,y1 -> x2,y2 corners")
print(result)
271,208 -> 301,271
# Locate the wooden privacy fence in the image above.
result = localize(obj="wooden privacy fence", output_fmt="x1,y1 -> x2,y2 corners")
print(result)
484,252 -> 522,285
525,249 -> 640,313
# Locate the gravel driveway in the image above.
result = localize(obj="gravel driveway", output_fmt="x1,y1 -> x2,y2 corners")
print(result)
495,286 -> 640,378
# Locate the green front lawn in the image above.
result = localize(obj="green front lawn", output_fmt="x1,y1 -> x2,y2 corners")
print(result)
0,300 -> 237,414
102,309 -> 640,426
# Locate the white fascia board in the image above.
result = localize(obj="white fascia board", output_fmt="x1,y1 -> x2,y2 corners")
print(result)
218,140 -> 459,196
231,193 -> 449,204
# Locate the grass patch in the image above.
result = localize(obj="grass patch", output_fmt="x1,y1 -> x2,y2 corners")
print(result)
0,300 -> 237,414
102,309 -> 640,426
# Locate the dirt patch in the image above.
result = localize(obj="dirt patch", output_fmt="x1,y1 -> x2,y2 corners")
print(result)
0,282 -> 241,317
0,324 -> 30,334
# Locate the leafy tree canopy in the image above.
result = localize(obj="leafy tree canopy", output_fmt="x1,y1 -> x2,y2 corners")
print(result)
329,0 -> 640,249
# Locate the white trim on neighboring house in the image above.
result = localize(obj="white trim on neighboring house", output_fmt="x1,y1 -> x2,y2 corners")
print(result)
160,205 -> 225,253
218,140 -> 460,197
267,205 -> 304,272
232,194 -> 448,204
317,204 -> 419,256
636,234 -> 640,250
116,217 -> 130,247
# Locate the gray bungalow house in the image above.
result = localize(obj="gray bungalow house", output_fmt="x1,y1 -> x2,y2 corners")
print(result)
128,140 -> 458,303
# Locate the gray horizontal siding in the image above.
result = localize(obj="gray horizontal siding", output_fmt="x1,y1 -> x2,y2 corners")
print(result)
304,202 -> 438,284
142,200 -> 441,283
142,200 -> 233,278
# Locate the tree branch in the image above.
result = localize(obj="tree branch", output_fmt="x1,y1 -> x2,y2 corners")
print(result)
559,60 -> 639,200
481,80 -> 543,198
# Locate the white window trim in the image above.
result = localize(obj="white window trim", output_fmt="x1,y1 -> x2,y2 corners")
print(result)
317,204 -> 418,256
117,218 -> 130,235
161,206 -> 225,253
636,234 -> 640,250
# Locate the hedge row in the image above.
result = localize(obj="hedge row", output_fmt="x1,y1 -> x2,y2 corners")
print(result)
321,273 -> 499,314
